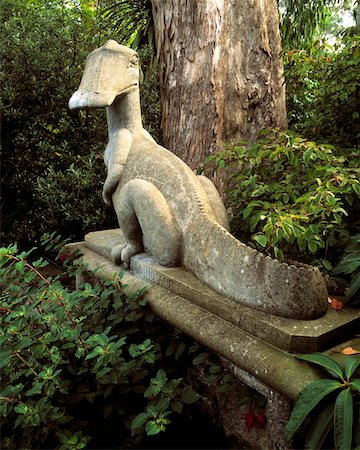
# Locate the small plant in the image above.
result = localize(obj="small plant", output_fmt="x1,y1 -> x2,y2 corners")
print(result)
285,353 -> 360,450
0,237 -> 199,449
201,129 -> 360,265
332,234 -> 360,306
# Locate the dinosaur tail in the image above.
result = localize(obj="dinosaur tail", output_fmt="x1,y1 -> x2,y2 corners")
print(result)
184,213 -> 328,319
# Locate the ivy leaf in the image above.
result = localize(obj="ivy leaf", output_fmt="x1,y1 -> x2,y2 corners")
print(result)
284,379 -> 341,441
296,353 -> 344,379
334,388 -> 353,450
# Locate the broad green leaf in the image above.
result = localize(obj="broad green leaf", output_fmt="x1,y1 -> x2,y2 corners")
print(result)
170,400 -> 183,414
131,412 -> 149,435
155,369 -> 167,382
350,379 -> 360,394
15,337 -> 33,351
353,184 -> 360,196
154,397 -> 170,412
0,352 -> 12,369
180,386 -> 199,404
274,246 -> 284,261
305,401 -> 334,450
25,382 -> 43,396
334,388 -> 353,450
85,348 -> 101,360
145,420 -> 162,436
254,234 -> 267,247
296,353 -> 344,379
308,240 -> 318,253
192,352 -> 209,365
346,273 -> 360,299
345,357 -> 360,380
284,379 -> 341,441
14,404 -> 29,414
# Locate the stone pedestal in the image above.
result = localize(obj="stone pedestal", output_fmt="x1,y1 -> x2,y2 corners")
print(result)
66,229 -> 360,449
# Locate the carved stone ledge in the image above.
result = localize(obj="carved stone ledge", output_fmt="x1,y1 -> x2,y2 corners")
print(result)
83,229 -> 360,354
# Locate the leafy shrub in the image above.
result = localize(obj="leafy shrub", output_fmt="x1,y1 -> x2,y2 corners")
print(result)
284,35 -> 360,148
332,234 -> 360,305
201,129 -> 360,266
0,238 -> 199,449
1,0 -> 160,247
285,353 -> 360,450
36,150 -> 117,240
1,0 -> 108,246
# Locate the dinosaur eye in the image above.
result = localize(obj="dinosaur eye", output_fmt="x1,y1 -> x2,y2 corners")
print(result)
130,56 -> 138,67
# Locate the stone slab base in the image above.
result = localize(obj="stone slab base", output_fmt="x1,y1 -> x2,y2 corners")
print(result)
83,229 -> 360,353
66,230 -> 360,449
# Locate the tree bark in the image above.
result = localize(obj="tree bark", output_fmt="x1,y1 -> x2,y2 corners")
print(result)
151,0 -> 287,171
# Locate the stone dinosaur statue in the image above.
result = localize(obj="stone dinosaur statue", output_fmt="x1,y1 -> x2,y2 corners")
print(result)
69,40 -> 328,320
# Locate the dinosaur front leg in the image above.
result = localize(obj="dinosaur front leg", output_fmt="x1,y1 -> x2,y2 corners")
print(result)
112,179 -> 182,268
103,129 -> 133,207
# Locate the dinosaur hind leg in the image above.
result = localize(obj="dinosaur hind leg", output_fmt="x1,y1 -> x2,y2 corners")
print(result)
112,179 -> 182,267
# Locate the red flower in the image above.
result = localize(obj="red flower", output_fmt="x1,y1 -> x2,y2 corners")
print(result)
59,254 -> 67,263
255,414 -> 266,427
245,411 -> 255,429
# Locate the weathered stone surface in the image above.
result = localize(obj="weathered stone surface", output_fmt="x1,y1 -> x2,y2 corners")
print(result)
67,240 -> 360,450
66,240 -> 329,401
84,229 -> 360,353
69,41 -> 328,319
190,363 -> 293,450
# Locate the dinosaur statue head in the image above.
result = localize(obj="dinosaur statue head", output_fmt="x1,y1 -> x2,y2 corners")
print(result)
69,40 -> 140,109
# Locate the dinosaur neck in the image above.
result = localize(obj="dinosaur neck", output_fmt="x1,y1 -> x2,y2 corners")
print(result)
106,88 -> 143,138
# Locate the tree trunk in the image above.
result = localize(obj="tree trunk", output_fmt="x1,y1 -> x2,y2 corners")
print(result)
151,0 -> 287,171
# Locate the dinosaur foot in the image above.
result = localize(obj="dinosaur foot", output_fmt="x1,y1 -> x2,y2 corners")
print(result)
111,242 -> 143,269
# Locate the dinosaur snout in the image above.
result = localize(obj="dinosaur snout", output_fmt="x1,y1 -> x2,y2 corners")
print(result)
68,89 -> 117,109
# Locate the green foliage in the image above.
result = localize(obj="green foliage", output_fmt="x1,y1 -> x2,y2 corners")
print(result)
332,234 -> 360,305
285,353 -> 360,449
101,0 -> 153,49
35,151 -> 116,236
201,129 -> 360,265
0,237 -> 199,449
284,35 -> 360,148
279,0 -> 350,50
1,0 -> 160,247
0,0 -> 111,245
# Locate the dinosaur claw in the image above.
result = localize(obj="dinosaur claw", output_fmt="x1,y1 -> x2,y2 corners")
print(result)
111,243 -> 126,265
102,190 -> 113,207
111,242 -> 142,268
